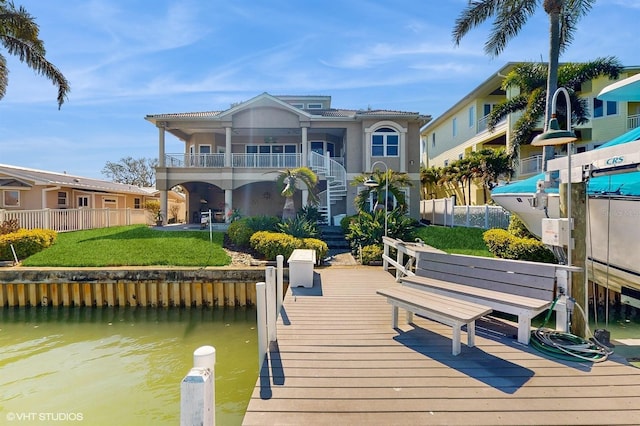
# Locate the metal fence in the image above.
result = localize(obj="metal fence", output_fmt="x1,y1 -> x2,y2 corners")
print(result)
420,197 -> 511,229
0,208 -> 149,232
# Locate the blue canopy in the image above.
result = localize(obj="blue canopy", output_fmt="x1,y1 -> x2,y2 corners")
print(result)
492,127 -> 640,196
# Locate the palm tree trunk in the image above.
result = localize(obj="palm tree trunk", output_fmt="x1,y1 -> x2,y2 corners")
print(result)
542,1 -> 563,171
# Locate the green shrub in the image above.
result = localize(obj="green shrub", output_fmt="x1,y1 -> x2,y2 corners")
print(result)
249,231 -> 328,262
250,231 -> 301,260
360,244 -> 383,265
340,215 -> 354,234
276,216 -> 318,238
507,214 -> 535,239
345,209 -> 418,253
227,215 -> 280,247
301,238 -> 328,261
483,228 -> 556,263
0,219 -> 20,235
0,228 -> 57,261
298,205 -> 322,225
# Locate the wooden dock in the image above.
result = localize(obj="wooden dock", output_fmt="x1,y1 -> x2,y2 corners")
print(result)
243,266 -> 640,425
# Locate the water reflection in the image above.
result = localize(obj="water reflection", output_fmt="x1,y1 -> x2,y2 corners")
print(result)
0,306 -> 258,425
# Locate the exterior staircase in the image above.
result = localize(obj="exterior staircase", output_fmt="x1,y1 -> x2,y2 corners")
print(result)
309,152 -> 347,225
319,225 -> 350,256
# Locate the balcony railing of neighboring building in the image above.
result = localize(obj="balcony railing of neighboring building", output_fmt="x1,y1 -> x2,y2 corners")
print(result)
628,113 -> 640,129
519,154 -> 543,176
476,114 -> 506,134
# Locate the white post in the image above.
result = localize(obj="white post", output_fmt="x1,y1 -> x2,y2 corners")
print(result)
180,345 -> 216,426
276,255 -> 284,318
256,282 -> 267,369
265,266 -> 277,343
465,205 -> 470,227
485,204 -> 490,229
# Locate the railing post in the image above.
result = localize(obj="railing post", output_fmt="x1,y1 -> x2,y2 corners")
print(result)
180,345 -> 216,426
255,282 -> 267,369
265,266 -> 277,343
276,255 -> 284,319
484,205 -> 490,229
465,205 -> 470,227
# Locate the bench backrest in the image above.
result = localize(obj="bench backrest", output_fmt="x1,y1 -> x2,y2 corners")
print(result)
414,250 -> 557,301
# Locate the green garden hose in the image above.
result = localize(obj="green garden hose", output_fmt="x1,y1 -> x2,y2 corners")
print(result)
530,296 -> 613,362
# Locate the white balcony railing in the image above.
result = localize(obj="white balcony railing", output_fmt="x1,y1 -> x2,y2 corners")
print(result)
519,155 -> 543,176
628,113 -> 640,130
165,153 -> 303,169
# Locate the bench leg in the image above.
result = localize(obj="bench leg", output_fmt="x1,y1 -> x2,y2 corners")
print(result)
452,325 -> 461,356
517,317 -> 532,345
406,311 -> 414,324
467,321 -> 476,348
391,305 -> 398,328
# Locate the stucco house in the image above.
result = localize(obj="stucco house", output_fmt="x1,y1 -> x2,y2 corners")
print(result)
420,63 -> 640,204
145,93 -> 431,225
0,164 -> 185,229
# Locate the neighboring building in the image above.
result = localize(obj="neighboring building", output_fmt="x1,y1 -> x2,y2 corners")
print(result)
145,93 -> 431,224
0,164 -> 185,228
420,63 -> 640,204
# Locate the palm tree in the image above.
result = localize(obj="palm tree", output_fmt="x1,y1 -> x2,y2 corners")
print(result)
487,59 -> 622,159
274,167 -> 318,220
1,0 -> 70,108
469,148 -> 514,203
352,169 -> 412,214
452,0 -> 595,169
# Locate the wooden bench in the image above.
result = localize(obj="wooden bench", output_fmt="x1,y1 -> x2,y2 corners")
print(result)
377,286 -> 492,355
400,250 -> 579,345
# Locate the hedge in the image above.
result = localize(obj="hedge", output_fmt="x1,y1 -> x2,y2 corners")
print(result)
0,229 -> 58,261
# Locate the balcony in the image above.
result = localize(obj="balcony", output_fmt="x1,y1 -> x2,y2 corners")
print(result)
519,155 -> 543,177
628,113 -> 640,130
165,153 -> 302,169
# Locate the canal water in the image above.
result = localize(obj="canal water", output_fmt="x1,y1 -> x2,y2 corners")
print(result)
0,307 -> 258,425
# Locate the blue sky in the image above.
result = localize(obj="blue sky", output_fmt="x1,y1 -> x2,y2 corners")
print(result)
1,0 -> 638,179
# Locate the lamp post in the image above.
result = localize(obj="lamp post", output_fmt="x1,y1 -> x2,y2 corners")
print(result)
531,86 -> 582,334
364,160 -> 389,237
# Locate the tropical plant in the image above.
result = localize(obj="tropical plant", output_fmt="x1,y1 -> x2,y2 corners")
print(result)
487,59 -> 622,160
420,165 -> 442,200
352,169 -> 412,214
276,216 -> 319,239
274,167 -> 319,220
344,209 -> 418,253
0,0 -> 70,108
452,0 -> 596,168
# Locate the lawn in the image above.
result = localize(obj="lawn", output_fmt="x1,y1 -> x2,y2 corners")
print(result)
413,225 -> 493,257
22,225 -> 231,267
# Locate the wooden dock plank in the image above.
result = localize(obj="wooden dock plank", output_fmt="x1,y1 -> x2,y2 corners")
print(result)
243,267 -> 640,425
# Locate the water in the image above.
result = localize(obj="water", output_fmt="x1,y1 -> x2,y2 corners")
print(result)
0,307 -> 258,425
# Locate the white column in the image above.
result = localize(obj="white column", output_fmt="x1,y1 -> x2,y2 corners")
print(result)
301,126 -> 308,167
400,131 -> 406,172
158,123 -> 166,167
224,189 -> 232,223
225,127 -> 232,167
302,190 -> 308,207
160,191 -> 168,226
365,131 -> 371,172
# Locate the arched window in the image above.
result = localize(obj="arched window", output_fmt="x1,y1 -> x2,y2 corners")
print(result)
371,127 -> 399,157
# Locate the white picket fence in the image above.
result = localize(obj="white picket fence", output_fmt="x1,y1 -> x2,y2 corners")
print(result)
420,197 -> 511,229
0,208 -> 149,232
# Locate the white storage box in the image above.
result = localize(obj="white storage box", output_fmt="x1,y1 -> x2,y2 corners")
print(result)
287,249 -> 316,288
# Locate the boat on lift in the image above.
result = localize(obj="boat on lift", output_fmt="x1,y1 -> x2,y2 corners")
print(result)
491,74 -> 640,307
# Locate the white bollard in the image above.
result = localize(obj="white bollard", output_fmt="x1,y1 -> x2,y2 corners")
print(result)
276,255 -> 284,318
265,266 -> 277,343
256,282 -> 267,369
180,345 -> 216,426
